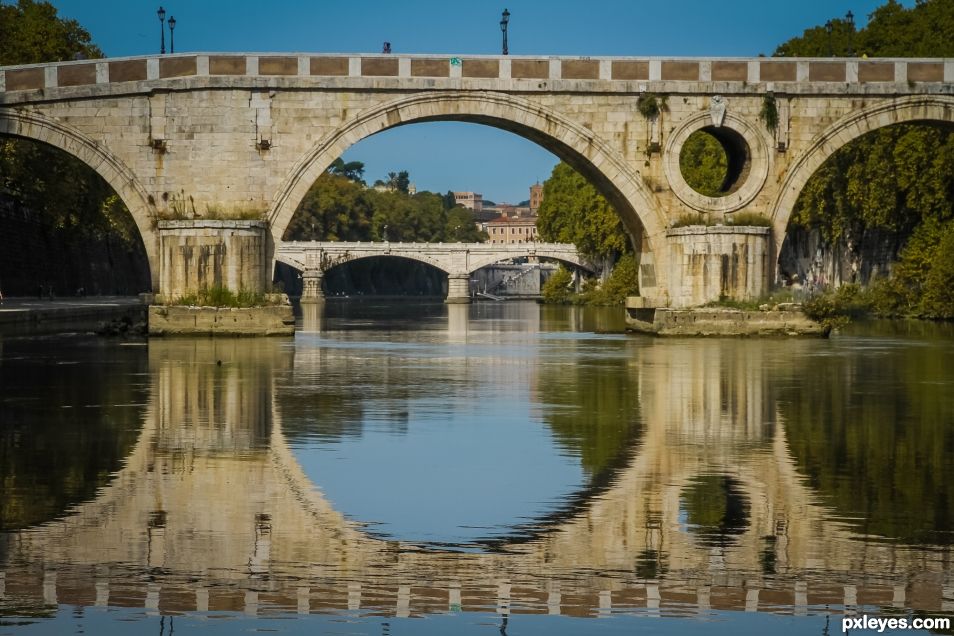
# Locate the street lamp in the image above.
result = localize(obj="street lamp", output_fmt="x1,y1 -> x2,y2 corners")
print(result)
825,20 -> 833,57
157,6 -> 166,55
845,10 -> 855,56
500,8 -> 510,56
168,15 -> 176,54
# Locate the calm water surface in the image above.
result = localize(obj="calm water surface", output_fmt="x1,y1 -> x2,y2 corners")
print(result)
1,301 -> 953,635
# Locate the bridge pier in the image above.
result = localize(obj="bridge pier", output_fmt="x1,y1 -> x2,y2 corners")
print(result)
299,269 -> 325,303
446,274 -> 471,304
157,220 -> 269,301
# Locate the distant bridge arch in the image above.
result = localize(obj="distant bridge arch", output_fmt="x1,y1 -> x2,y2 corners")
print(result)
275,241 -> 595,278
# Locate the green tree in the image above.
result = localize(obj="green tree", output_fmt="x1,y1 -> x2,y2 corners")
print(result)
445,206 -> 487,242
0,0 -> 102,65
283,173 -> 374,241
536,162 -> 631,265
781,0 -> 954,318
384,170 -> 411,194
327,158 -> 366,184
679,132 -> 728,197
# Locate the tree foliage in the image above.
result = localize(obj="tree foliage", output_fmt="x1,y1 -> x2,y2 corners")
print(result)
537,162 -> 630,262
0,0 -> 102,65
327,158 -> 366,184
679,132 -> 727,197
781,0 -> 954,318
775,0 -> 954,58
283,172 -> 487,243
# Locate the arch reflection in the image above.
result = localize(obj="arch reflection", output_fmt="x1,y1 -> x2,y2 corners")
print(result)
0,315 -> 951,621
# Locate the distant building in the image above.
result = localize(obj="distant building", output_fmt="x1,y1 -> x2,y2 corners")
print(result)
485,215 -> 539,244
453,191 -> 483,213
529,182 -> 544,214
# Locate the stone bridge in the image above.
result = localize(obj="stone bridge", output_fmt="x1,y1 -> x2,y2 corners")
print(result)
275,240 -> 592,301
2,334 -> 951,618
1,53 -> 952,306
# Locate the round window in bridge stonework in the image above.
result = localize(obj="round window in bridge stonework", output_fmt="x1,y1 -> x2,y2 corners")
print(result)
679,127 -> 751,198
664,111 -> 770,215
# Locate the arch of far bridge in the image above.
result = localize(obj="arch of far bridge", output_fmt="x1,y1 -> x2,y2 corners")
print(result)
770,95 -> 954,258
0,108 -> 159,290
266,91 -> 667,275
274,243 -> 597,279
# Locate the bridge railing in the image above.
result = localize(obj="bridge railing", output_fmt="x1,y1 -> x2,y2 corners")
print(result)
2,53 -> 951,96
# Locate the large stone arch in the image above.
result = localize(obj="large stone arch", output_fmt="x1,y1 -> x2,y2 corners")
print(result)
266,91 -> 668,286
0,108 -> 159,290
770,95 -> 954,259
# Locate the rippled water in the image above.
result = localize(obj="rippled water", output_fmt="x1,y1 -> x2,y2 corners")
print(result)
1,302 -> 953,635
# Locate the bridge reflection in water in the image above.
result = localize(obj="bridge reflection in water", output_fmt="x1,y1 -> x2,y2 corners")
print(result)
1,312 -> 953,622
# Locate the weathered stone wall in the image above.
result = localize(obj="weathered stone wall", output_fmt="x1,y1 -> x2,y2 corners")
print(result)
625,305 -> 822,336
148,305 -> 294,336
158,220 -> 268,298
665,226 -> 771,307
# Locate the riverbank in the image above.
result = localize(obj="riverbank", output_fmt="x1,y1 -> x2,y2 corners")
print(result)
0,296 -> 145,336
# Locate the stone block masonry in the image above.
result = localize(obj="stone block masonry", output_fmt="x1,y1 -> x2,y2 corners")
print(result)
1,52 -> 951,310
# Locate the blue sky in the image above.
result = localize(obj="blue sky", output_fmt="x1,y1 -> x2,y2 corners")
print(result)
42,0 -> 907,202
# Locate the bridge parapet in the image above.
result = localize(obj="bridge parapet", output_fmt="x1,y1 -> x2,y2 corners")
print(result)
2,53 -> 952,102
275,240 -> 592,304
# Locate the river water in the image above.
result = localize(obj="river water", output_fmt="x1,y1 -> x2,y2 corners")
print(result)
1,301 -> 953,635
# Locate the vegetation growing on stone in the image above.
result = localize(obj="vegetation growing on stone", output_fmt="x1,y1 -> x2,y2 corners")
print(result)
172,286 -> 274,308
759,94 -> 779,135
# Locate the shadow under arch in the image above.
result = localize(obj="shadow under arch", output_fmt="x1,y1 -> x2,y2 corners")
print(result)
0,107 -> 159,290
769,95 -> 954,263
266,91 -> 668,282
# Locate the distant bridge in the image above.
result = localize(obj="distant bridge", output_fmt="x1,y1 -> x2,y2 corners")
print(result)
275,240 -> 593,302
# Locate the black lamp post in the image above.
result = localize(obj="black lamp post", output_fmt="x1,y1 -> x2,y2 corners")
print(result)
168,16 -> 176,54
845,10 -> 855,56
500,9 -> 510,56
825,20 -> 833,57
157,6 -> 166,54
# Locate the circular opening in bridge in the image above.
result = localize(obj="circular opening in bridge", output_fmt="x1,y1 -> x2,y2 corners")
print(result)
679,127 -> 751,197
679,474 -> 750,547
